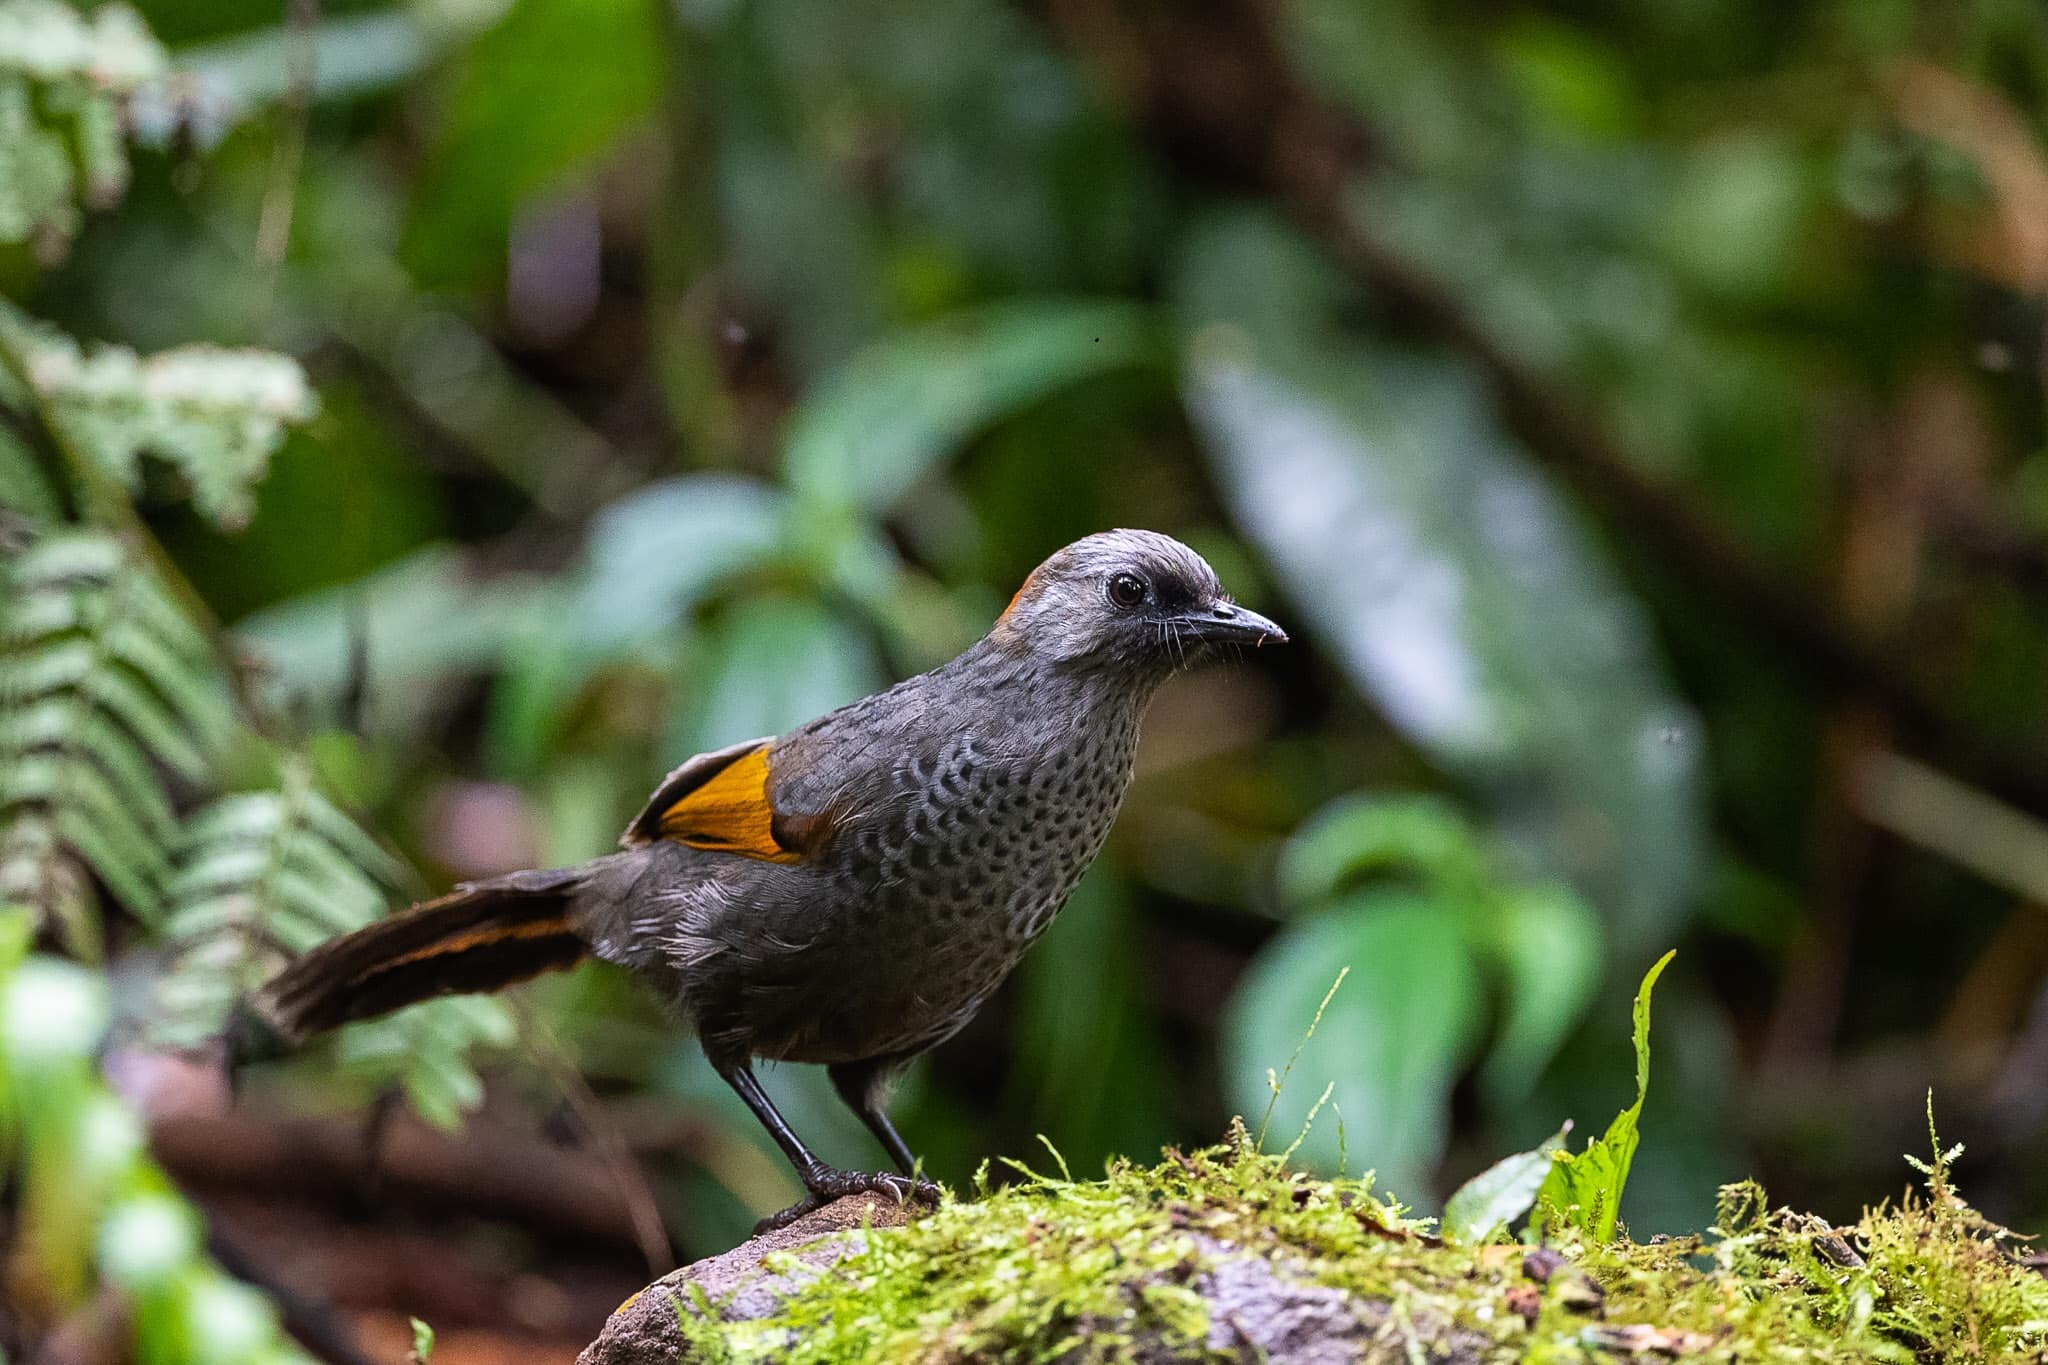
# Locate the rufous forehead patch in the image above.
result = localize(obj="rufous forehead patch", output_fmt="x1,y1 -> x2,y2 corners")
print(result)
998,568 -> 1043,622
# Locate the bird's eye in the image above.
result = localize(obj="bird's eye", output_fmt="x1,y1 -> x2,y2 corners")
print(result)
1107,572 -> 1149,610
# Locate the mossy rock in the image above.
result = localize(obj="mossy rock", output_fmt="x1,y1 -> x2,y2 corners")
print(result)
581,1135 -> 2048,1364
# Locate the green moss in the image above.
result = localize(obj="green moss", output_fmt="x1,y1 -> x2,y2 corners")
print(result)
686,1122 -> 2048,1364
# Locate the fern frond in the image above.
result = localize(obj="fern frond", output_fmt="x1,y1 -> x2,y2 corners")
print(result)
0,0 -> 165,250
0,530 -> 230,943
0,301 -> 317,530
156,762 -> 388,1042
333,996 -> 519,1131
160,761 -> 515,1126
0,815 -> 93,955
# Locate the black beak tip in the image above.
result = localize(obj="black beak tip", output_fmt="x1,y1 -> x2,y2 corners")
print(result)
1196,602 -> 1288,647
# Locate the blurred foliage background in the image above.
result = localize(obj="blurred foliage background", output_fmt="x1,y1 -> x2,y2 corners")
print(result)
5,0 -> 2048,1359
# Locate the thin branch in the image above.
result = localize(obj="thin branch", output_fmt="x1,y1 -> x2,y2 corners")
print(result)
1853,749 -> 2048,904
514,1001 -> 676,1275
255,0 -> 319,273
207,1219 -> 380,1365
150,1108 -> 667,1249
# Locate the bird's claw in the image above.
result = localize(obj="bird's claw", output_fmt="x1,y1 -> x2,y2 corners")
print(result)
754,1168 -> 942,1235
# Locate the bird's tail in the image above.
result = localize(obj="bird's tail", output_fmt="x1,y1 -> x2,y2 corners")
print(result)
245,865 -> 590,1048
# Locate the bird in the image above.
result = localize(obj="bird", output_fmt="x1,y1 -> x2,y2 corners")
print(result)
247,529 -> 1286,1231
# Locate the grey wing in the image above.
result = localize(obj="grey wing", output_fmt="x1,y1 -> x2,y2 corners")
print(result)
762,677 -> 950,857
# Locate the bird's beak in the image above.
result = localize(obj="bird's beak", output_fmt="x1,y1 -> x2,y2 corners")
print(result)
1179,600 -> 1288,647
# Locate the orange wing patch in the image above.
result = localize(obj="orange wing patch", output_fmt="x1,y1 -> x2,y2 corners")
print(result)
657,746 -> 803,863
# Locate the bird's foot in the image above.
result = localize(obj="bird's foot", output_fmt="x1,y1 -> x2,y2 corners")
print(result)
754,1167 -> 942,1235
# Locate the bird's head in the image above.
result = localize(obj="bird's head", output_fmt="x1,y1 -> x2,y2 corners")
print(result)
991,529 -> 1286,675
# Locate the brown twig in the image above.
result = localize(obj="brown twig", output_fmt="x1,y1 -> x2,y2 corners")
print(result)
150,1108 -> 659,1249
514,1001 -> 677,1275
206,1219 -> 380,1365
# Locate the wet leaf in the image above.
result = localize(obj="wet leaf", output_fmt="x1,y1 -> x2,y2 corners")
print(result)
1444,1122 -> 1570,1244
783,300 -> 1157,515
1225,891 -> 1482,1194
1177,210 -> 1702,944
1477,884 -> 1603,1108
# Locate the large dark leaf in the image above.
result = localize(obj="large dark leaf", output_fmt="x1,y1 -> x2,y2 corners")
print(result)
1176,210 -> 1702,944
782,300 -> 1157,517
404,0 -> 661,286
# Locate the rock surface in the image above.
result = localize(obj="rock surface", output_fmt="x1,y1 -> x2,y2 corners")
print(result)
578,1196 -> 911,1365
578,1198 -> 1491,1365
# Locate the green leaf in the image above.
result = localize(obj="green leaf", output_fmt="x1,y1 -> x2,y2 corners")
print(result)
675,594 -> 883,758
0,817 -> 96,957
1278,793 -> 1490,908
0,74 -> 74,243
403,0 -> 661,287
333,995 -> 517,1132
252,478 -> 776,775
1176,209 -> 1703,945
236,543 -> 561,738
0,2 -> 161,87
1476,884 -> 1603,1108
0,421 -> 59,520
570,475 -> 787,651
169,10 -> 447,116
1662,132 -> 1810,302
167,763 -> 514,1126
0,932 -> 302,1359
410,1316 -> 436,1364
1443,1122 -> 1570,1244
1,952 -> 106,1077
782,300 -> 1159,516
1534,949 -> 1675,1242
155,764 -> 414,1046
1282,791 -> 1605,1108
1492,17 -> 1641,141
2,701 -> 178,842
1224,892 -> 1482,1195
0,903 -> 31,974
97,1192 -> 200,1293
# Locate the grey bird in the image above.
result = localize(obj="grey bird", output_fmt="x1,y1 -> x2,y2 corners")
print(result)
249,529 -> 1286,1230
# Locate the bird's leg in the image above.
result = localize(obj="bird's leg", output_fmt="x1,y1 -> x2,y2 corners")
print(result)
828,1057 -> 928,1180
854,1097 -> 918,1175
718,1062 -> 938,1234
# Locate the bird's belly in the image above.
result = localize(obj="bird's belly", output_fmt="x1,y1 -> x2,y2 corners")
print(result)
861,867 -> 1089,1053
773,738 -> 1132,1062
